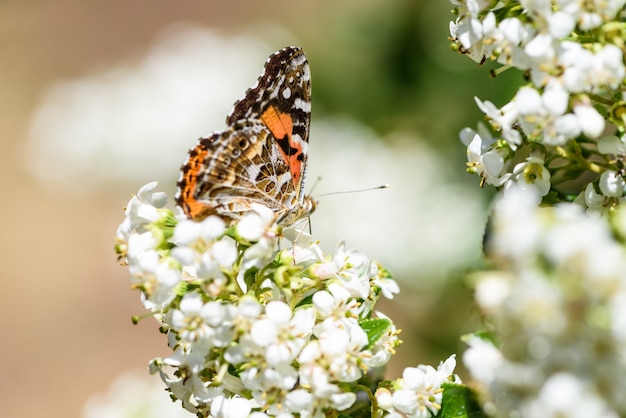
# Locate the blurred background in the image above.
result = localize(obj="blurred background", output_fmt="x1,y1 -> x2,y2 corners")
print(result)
1,0 -> 520,416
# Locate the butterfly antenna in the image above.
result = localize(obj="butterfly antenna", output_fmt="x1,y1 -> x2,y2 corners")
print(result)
315,184 -> 390,198
307,176 -> 323,195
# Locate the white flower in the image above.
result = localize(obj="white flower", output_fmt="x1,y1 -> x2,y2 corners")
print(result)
525,32 -> 555,60
582,182 -> 606,211
573,103 -> 605,138
514,84 -> 582,146
380,355 -> 459,417
284,389 -> 314,415
547,11 -> 576,37
521,373 -> 619,418
542,81 -> 569,115
487,186 -> 542,260
313,283 -> 359,323
570,0 -> 626,30
510,269 -> 568,335
450,5 -> 496,62
474,271 -> 513,310
250,301 -> 314,366
361,312 -> 400,368
335,247 -> 373,299
310,242 -> 373,299
475,97 -> 521,147
316,321 -> 368,382
451,14 -> 483,52
465,129 -> 510,187
506,155 -> 551,197
172,216 -> 225,245
373,269 -> 400,300
499,16 -> 526,45
451,0 -> 491,16
463,336 -> 503,386
236,203 -> 275,241
126,231 -> 158,261
210,395 -> 254,418
167,292 -> 236,350
163,344 -> 218,403
128,182 -> 167,227
170,218 -> 237,288
598,135 -> 626,155
544,203 -> 612,264
560,42 -> 594,92
212,238 -> 238,266
519,0 -> 552,17
131,252 -> 181,311
592,44 -> 625,89
561,43 -> 625,93
82,372 -> 193,418
116,182 -> 169,244
297,360 -> 341,399
329,392 -> 358,412
599,170 -> 626,197
375,387 -> 394,410
241,363 -> 298,396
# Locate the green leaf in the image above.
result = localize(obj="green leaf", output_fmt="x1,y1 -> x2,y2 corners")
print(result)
243,266 -> 259,290
360,318 -> 391,348
461,330 -> 498,346
437,383 -> 486,418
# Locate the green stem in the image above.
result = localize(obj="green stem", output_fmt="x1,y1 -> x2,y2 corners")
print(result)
587,93 -> 614,106
352,384 -> 378,416
553,145 -> 604,173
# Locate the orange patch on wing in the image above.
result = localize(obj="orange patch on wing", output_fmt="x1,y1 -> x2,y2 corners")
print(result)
180,147 -> 211,220
261,106 -> 293,140
261,106 -> 302,185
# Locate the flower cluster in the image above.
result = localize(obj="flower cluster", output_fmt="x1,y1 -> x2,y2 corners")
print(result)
116,182 -> 428,417
375,356 -> 461,418
451,0 -> 626,208
463,188 -> 626,417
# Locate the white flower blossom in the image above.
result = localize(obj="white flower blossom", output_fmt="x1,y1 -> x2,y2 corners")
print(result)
599,169 -> 626,197
237,204 -> 275,241
521,373 -> 619,418
210,395 -> 254,418
250,301 -> 315,366
463,336 -> 504,386
465,129 -> 510,187
116,181 -> 168,243
598,135 -> 626,155
475,97 -> 522,147
506,155 -> 551,197
376,355 -> 460,418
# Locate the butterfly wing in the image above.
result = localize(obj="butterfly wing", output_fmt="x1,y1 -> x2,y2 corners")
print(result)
176,46 -> 312,223
177,121 -> 297,221
228,46 -> 311,200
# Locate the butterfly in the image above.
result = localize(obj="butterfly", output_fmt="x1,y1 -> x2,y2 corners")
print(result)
175,46 -> 316,226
